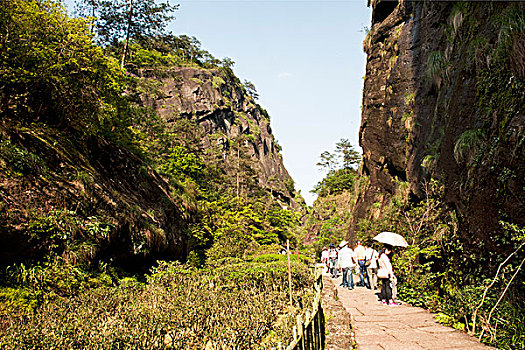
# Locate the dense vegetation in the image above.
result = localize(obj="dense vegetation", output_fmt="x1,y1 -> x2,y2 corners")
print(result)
390,4 -> 524,349
0,1 -> 310,347
310,116 -> 523,350
0,0 -> 302,265
1,259 -> 314,349
2,1 -> 522,349
310,164 -> 523,350
0,0 -> 128,137
302,139 -> 362,253
354,179 -> 524,350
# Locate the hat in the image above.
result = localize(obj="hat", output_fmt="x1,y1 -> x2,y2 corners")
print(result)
339,240 -> 348,248
322,247 -> 328,251
329,243 -> 335,248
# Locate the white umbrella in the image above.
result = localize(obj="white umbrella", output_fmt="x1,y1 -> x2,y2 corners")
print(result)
373,231 -> 408,247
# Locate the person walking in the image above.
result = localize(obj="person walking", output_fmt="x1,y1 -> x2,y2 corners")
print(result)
365,244 -> 379,290
337,240 -> 355,290
391,275 -> 399,303
321,247 -> 329,273
328,243 -> 338,278
377,245 -> 398,306
354,241 -> 370,288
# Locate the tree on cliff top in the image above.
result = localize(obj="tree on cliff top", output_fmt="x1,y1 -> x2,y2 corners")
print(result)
335,138 -> 361,170
316,139 -> 360,173
313,139 -> 361,196
75,0 -> 178,68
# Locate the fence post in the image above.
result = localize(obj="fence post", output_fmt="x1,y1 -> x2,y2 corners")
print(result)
319,307 -> 324,349
287,240 -> 293,306
280,264 -> 325,350
297,314 -> 304,350
314,308 -> 319,350
305,309 -> 311,350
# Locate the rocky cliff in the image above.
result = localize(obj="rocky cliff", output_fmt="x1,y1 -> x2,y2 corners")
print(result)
138,66 -> 299,208
353,0 -> 524,250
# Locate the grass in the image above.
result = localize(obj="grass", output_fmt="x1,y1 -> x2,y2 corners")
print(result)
453,128 -> 485,164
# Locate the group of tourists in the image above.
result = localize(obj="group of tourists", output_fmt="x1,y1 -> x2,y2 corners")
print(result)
321,240 -> 399,306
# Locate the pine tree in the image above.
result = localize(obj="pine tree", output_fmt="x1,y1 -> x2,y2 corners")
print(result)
335,138 -> 360,170
75,0 -> 178,68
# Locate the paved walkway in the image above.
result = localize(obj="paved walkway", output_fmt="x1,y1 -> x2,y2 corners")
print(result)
327,274 -> 496,350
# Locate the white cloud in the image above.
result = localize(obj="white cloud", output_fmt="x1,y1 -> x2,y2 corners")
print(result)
277,72 -> 292,79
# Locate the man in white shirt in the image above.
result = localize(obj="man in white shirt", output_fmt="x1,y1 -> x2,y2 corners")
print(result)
337,240 -> 356,290
354,241 -> 370,288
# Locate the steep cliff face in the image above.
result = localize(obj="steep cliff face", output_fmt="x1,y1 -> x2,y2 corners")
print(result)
354,0 -> 524,248
139,66 -> 299,208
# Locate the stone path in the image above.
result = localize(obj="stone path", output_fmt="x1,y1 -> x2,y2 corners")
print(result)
321,275 -> 354,350
326,274 -> 496,350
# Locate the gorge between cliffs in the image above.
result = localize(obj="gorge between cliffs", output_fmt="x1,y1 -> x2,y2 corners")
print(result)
0,0 -> 524,349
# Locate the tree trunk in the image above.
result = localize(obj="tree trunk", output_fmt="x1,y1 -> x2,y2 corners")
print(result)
90,1 -> 95,34
236,147 -> 240,198
120,0 -> 134,69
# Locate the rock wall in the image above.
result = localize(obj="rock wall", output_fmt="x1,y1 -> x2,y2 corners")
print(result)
353,0 -> 524,249
141,66 -> 300,208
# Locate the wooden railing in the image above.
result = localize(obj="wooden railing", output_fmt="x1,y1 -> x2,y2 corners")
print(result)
273,264 -> 325,350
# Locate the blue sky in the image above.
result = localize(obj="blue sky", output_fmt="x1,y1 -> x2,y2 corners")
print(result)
66,0 -> 371,206
171,1 -> 371,205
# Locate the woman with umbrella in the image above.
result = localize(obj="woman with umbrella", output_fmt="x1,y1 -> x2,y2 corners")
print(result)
377,245 -> 397,306
374,232 -> 408,306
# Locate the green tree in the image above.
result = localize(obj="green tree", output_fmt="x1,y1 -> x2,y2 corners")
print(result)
312,168 -> 356,196
316,151 -> 338,172
158,146 -> 205,184
243,80 -> 259,100
75,0 -> 178,68
221,57 -> 235,69
313,139 -> 360,196
335,138 -> 361,170
0,0 -> 127,132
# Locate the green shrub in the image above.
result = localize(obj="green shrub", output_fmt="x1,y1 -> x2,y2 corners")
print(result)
0,140 -> 46,175
0,258 -> 115,320
252,253 -> 313,265
253,253 -> 288,263
426,51 -> 445,77
453,128 -> 485,164
1,260 -> 315,349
